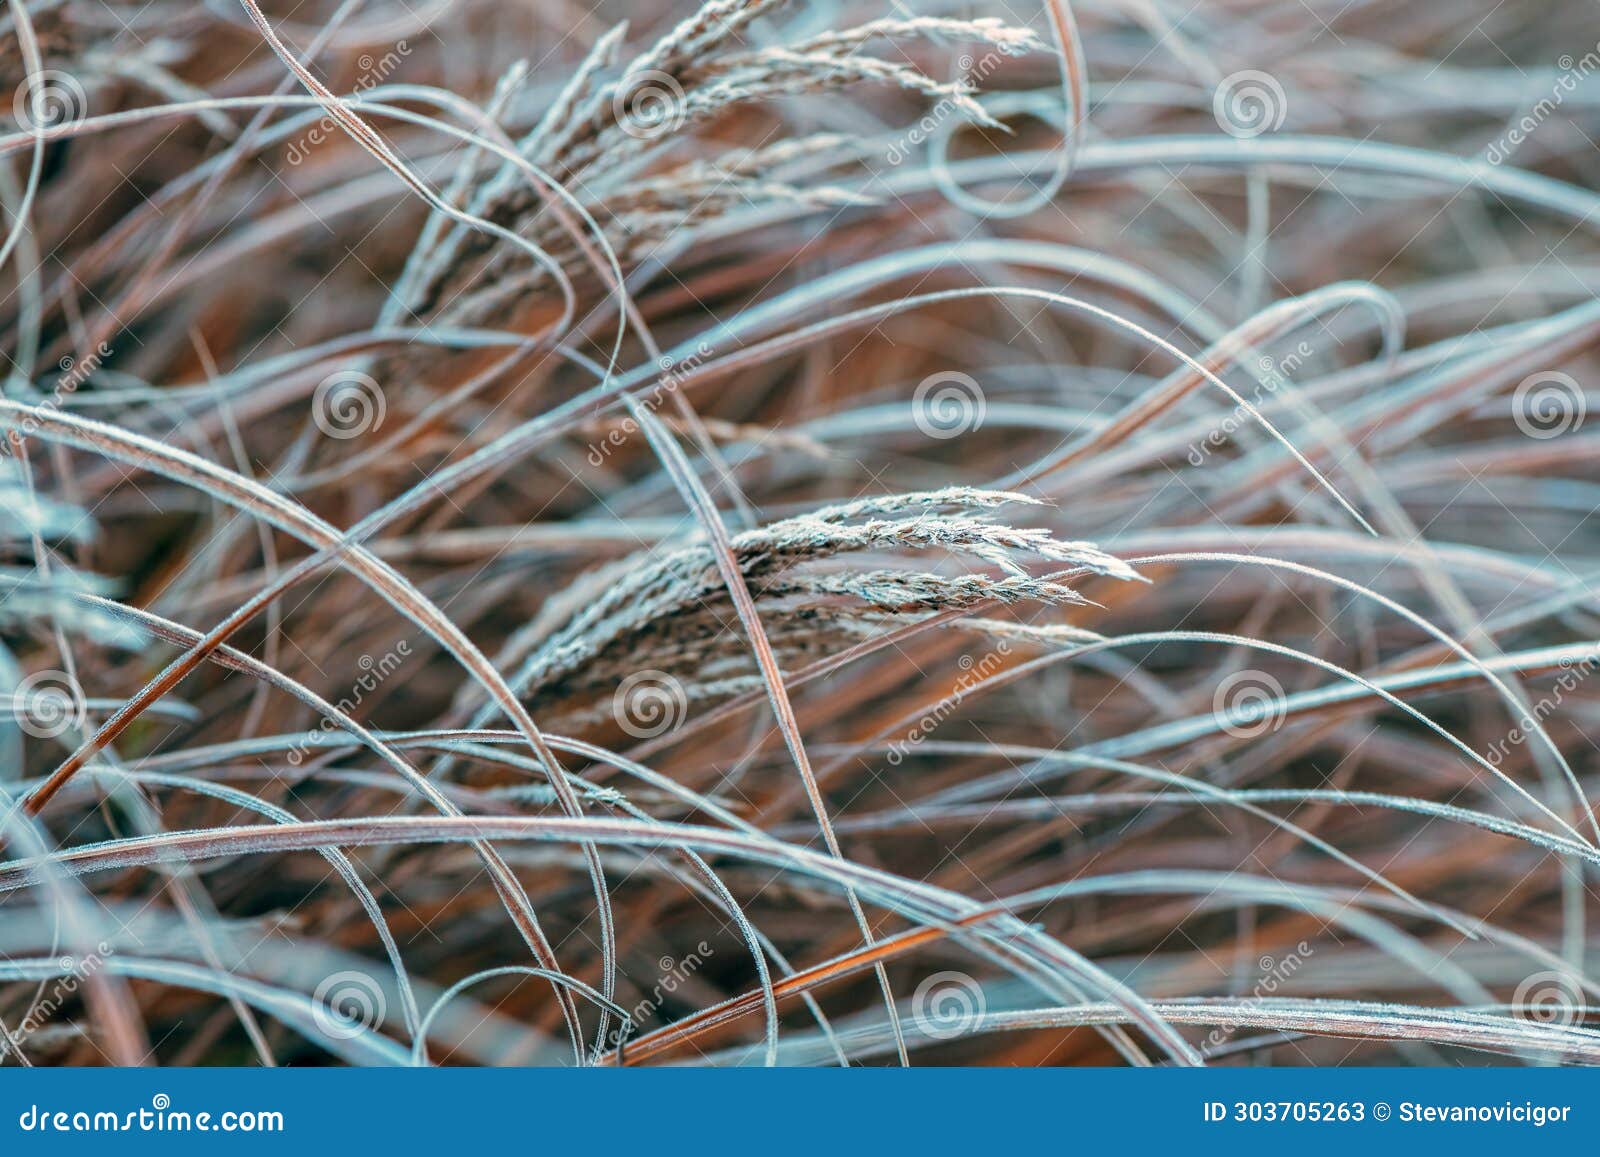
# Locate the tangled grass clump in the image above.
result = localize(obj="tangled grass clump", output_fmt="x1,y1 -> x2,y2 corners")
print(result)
1,0 -> 1599,1067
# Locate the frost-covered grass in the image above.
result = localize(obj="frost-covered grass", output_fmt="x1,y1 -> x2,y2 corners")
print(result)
0,0 -> 1597,1066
